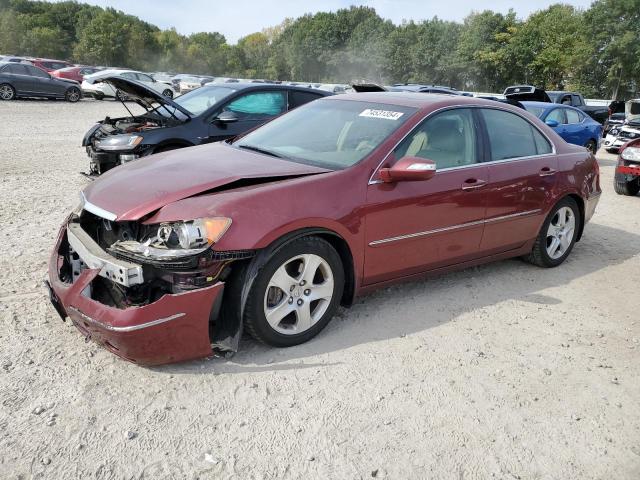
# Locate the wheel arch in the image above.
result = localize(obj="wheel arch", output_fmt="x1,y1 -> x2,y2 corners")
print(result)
564,193 -> 585,241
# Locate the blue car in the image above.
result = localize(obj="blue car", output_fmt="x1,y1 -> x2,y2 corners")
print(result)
522,101 -> 602,154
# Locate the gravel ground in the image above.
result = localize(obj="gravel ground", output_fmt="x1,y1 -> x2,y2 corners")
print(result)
0,98 -> 639,480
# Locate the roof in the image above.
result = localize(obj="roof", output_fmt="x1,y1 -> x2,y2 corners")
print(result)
202,82 -> 333,94
521,101 -> 584,113
323,91 -> 507,110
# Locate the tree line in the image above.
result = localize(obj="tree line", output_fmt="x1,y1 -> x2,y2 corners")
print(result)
0,0 -> 638,98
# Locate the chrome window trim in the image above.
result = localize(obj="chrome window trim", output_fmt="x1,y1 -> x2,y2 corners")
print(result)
368,209 -> 541,246
368,104 -> 557,185
69,306 -> 185,332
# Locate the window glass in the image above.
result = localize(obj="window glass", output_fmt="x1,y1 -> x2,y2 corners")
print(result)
5,64 -> 27,74
547,108 -> 565,124
566,109 -> 581,124
533,129 -> 552,154
174,85 -> 235,116
560,95 -> 572,105
136,73 -> 153,82
571,94 -> 583,106
234,100 -> 416,170
482,109 -> 548,160
120,72 -> 137,79
288,90 -> 323,109
27,66 -> 49,78
43,62 -> 67,70
394,108 -> 478,169
225,91 -> 286,117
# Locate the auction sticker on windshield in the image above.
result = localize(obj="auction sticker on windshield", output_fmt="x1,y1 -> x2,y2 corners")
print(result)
359,109 -> 404,120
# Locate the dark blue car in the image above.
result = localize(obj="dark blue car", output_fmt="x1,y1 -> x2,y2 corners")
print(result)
522,101 -> 602,154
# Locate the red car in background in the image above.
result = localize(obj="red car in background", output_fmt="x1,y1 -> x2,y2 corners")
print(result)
46,93 -> 601,365
52,65 -> 102,83
29,58 -> 73,72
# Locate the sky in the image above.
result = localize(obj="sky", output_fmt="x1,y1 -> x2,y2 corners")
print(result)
47,0 -> 594,43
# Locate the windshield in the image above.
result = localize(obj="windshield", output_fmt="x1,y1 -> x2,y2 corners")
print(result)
174,85 -> 236,115
234,99 -> 417,170
524,105 -> 546,118
626,101 -> 640,123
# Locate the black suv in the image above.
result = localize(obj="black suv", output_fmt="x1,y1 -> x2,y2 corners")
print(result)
82,77 -> 332,175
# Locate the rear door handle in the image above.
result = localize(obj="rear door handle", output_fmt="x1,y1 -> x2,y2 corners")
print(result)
461,178 -> 487,191
539,167 -> 557,176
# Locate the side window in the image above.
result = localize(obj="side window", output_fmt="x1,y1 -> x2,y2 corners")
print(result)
27,66 -> 49,78
136,73 -> 153,82
572,94 -> 583,106
566,109 -> 581,124
547,108 -> 566,124
288,90 -> 323,109
224,91 -> 286,119
120,72 -> 137,80
393,108 -> 478,169
481,109 -> 550,160
560,95 -> 572,105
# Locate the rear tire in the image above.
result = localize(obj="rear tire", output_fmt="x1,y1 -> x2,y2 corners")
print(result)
243,236 -> 344,347
614,172 -> 640,196
0,83 -> 15,100
65,86 -> 81,103
524,197 -> 581,268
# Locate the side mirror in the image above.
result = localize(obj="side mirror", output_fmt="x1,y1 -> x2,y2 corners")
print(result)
379,157 -> 436,183
215,110 -> 239,123
545,119 -> 559,127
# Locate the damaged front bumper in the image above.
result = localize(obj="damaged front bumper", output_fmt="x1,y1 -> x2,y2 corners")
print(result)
46,221 -> 225,366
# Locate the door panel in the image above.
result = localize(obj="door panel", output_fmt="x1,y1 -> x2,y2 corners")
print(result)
364,165 -> 488,284
478,108 -> 558,254
363,107 -> 487,285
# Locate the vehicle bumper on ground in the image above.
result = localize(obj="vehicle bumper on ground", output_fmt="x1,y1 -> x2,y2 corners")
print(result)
46,222 -> 223,366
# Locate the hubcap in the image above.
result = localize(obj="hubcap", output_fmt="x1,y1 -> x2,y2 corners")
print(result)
545,206 -> 575,259
69,90 -> 79,101
0,85 -> 13,99
263,254 -> 334,335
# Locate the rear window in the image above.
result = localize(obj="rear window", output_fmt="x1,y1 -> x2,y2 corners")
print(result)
481,109 -> 552,160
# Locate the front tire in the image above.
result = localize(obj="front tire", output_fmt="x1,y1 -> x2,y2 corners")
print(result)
0,83 -> 15,100
115,89 -> 127,102
243,236 -> 344,347
614,172 -> 640,196
524,197 -> 581,268
65,86 -> 81,103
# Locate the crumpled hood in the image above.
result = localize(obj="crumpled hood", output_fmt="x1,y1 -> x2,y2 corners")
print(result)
82,143 -> 329,221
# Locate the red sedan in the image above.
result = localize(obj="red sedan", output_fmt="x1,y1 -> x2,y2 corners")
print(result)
51,66 -> 101,83
46,93 -> 601,365
29,58 -> 73,72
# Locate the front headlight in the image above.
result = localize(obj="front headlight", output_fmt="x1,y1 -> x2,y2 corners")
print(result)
621,147 -> 640,161
112,218 -> 232,260
98,135 -> 143,151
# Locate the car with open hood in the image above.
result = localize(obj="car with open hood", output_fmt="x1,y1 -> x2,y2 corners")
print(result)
47,92 -> 601,366
603,99 -> 640,153
81,77 -> 332,175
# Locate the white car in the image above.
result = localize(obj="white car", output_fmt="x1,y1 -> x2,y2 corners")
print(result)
82,69 -> 175,100
604,99 -> 640,153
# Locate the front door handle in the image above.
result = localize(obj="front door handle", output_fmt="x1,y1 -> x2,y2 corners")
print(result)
461,178 -> 487,191
539,167 -> 557,176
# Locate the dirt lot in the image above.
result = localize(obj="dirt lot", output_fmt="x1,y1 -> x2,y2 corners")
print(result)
0,98 -> 639,480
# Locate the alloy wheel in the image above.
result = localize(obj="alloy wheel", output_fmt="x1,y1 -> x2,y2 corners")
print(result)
0,84 -> 15,100
263,253 -> 334,335
545,206 -> 575,259
67,89 -> 80,102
